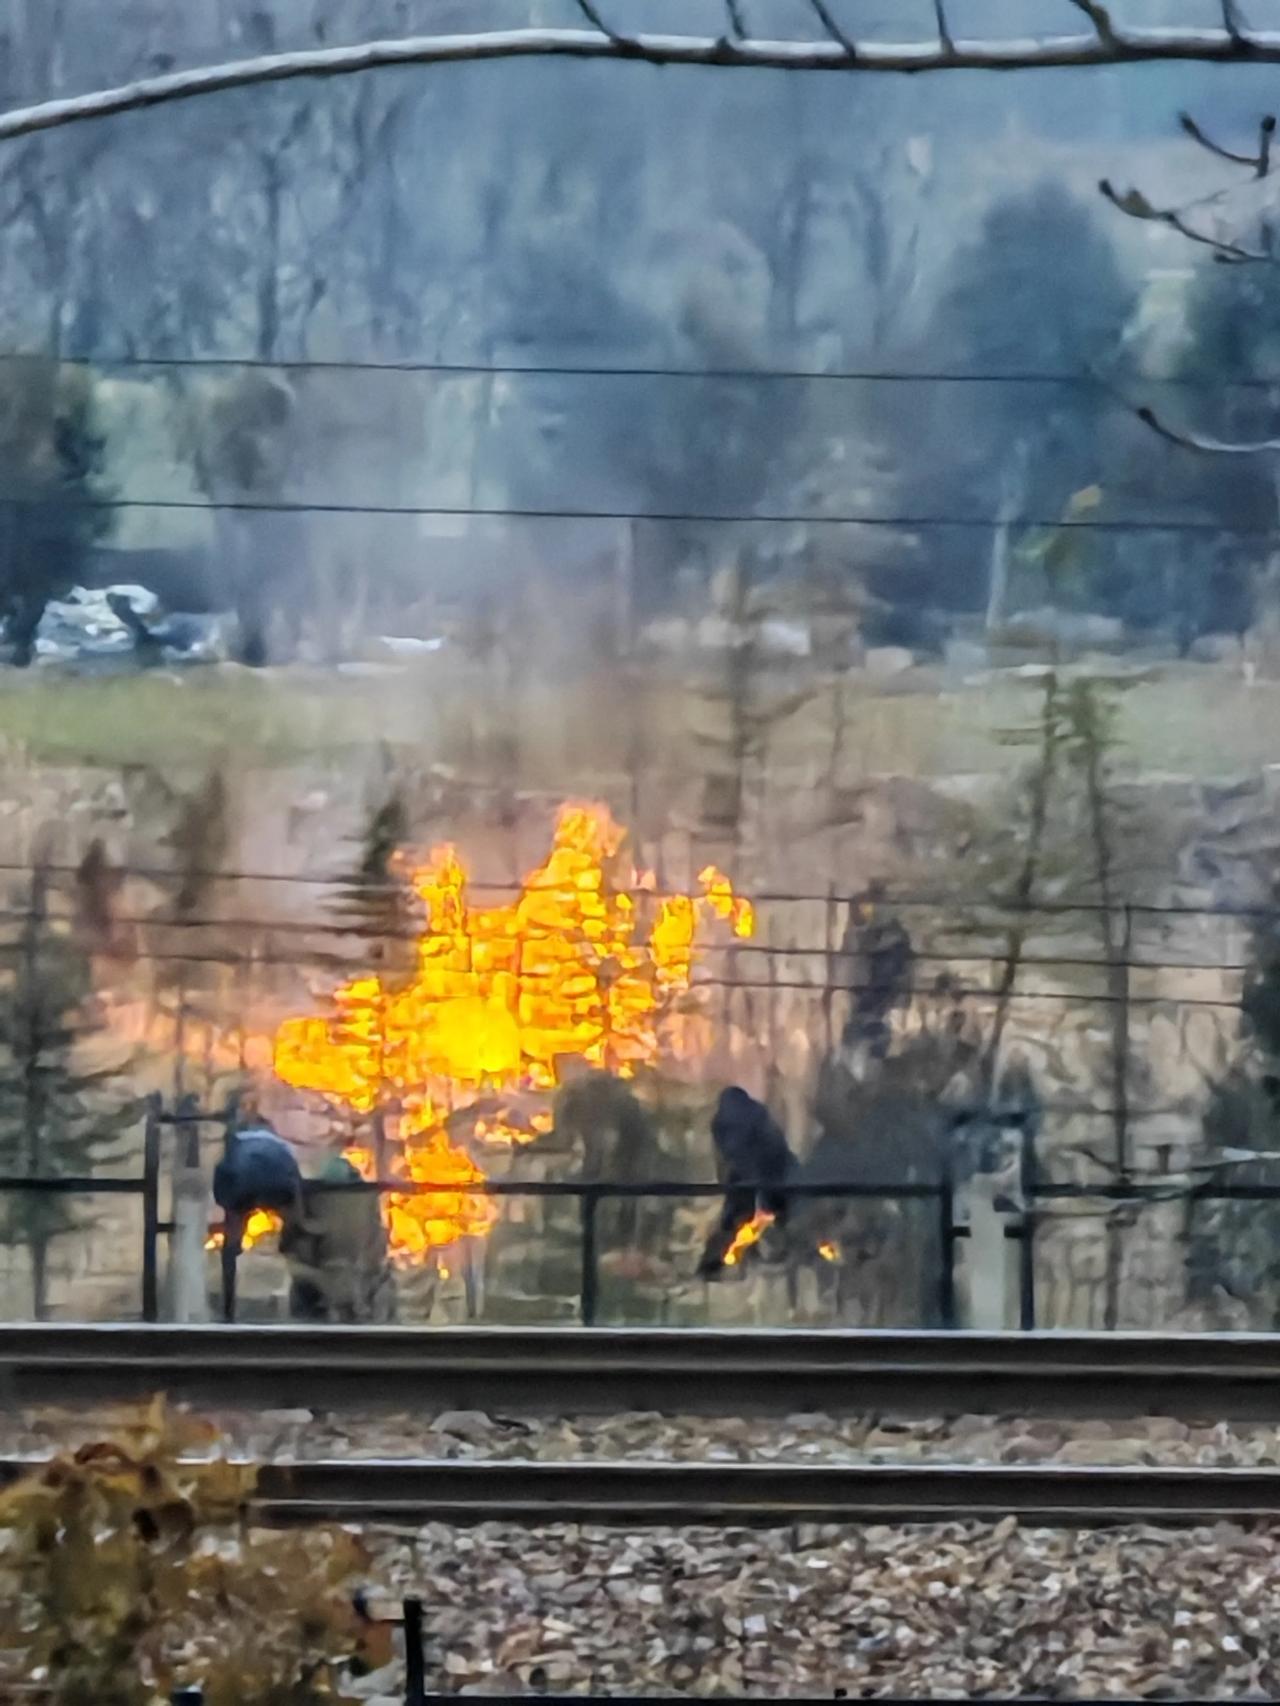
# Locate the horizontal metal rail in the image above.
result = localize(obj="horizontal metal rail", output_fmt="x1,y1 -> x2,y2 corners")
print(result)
6,1324 -> 1280,1418
5,1455 -> 1278,1527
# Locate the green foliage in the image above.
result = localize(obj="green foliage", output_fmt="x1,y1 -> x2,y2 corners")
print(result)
1014,485 -> 1104,608
326,785 -> 419,1006
1191,853 -> 1280,1319
1203,868 -> 1280,1137
1194,1057 -> 1280,1322
0,357 -> 111,666
0,859 -> 140,1311
182,372 -> 295,500
1242,902 -> 1280,1062
937,185 -> 1131,378
163,769 -> 231,921
1172,258 -> 1280,542
0,1397 -> 387,1705
965,667 -> 1140,1161
1059,674 -> 1122,769
929,185 -> 1133,498
921,183 -> 1137,620
179,372 -> 297,665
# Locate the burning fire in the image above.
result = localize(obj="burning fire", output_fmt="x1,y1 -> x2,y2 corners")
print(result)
206,1208 -> 283,1252
273,803 -> 752,1263
722,1210 -> 774,1267
341,1122 -> 497,1260
817,1239 -> 841,1264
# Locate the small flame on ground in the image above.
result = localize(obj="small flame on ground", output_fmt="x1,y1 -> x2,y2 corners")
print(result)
722,1209 -> 775,1267
817,1239 -> 841,1264
205,1208 -> 283,1252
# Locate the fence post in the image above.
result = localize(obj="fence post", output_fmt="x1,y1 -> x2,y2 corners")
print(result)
579,1186 -> 600,1327
221,1218 -> 241,1324
403,1597 -> 426,1706
1018,1121 -> 1038,1331
165,1092 -> 209,1323
141,1093 -> 162,1323
1102,900 -> 1135,1332
219,1098 -> 239,1323
936,1154 -> 957,1330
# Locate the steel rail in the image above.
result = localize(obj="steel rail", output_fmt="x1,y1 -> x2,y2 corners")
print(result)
5,1455 -> 1280,1527
249,1460 -> 1280,1526
5,1325 -> 1280,1418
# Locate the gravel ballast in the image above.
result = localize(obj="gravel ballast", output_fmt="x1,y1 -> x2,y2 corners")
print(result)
10,1405 -> 1280,1698
356,1516 -> 1280,1698
6,1405 -> 1280,1467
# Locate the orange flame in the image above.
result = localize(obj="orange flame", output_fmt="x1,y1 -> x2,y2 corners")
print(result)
817,1239 -> 841,1264
205,1208 -> 283,1252
722,1209 -> 774,1267
342,1123 -> 495,1266
273,803 -> 751,1262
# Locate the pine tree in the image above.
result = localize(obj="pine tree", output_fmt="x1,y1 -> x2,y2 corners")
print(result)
156,769 -> 231,1102
926,183 -> 1135,626
1191,879 -> 1280,1323
0,858 -> 140,1317
0,358 -> 112,667
326,782 -> 416,1177
332,785 -> 414,982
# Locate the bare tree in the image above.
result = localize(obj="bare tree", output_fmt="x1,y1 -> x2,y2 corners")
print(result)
1101,110 -> 1278,268
1,11 -> 1279,148
1104,108 -> 1280,659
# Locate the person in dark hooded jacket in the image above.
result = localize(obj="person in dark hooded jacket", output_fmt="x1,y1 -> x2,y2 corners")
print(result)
212,1123 -> 303,1320
697,1086 -> 798,1276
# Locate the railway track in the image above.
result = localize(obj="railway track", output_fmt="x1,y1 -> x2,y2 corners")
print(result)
4,1323 -> 1280,1418
5,1455 -> 1280,1527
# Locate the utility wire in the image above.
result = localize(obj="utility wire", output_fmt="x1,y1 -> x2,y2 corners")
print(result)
4,348 -> 1280,389
0,938 -> 1249,1007
7,859 -> 1280,920
23,910 -> 1262,978
8,494 -> 1273,533
2,902 -> 1255,978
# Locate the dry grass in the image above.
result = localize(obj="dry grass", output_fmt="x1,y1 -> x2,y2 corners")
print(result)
0,656 -> 1273,783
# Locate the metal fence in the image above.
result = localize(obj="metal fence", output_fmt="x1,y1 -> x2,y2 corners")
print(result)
4,1091 -> 1280,1329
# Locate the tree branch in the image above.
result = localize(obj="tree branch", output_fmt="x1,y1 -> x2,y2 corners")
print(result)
1180,109 -> 1275,174
572,1 -> 631,48
1068,0 -> 1118,47
1136,404 -> 1280,456
1098,178 -> 1272,261
3,24 -> 1280,144
1172,217 -> 1268,262
933,0 -> 954,54
1222,0 -> 1251,46
806,1 -> 857,56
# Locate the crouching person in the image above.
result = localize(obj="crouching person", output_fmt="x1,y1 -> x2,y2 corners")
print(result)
280,1156 -> 397,1323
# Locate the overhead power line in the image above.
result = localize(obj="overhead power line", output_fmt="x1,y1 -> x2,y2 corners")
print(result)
4,495 -> 1271,534
0,899 -> 1251,979
4,860 -> 1278,921
4,350 -> 1280,390
0,934 -> 1249,1008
